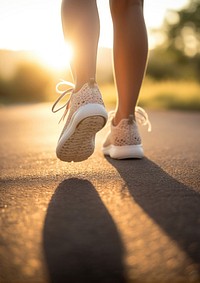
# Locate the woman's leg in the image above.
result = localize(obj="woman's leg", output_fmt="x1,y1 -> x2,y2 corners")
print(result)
61,0 -> 100,91
54,0 -> 108,163
109,0 -> 148,125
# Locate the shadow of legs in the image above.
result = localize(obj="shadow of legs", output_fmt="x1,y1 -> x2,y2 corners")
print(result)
105,157 -> 200,267
43,178 -> 126,283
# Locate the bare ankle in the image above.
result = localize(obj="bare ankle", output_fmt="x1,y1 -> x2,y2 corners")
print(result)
113,111 -> 136,126
74,82 -> 87,93
74,78 -> 96,92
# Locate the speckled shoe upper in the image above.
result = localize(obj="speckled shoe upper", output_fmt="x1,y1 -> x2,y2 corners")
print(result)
102,107 -> 151,159
58,80 -> 106,139
66,81 -> 105,125
103,115 -> 142,148
52,79 -> 108,162
103,107 -> 151,148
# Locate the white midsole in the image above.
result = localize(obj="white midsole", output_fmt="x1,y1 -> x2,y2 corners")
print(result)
102,144 -> 144,159
57,103 -> 108,152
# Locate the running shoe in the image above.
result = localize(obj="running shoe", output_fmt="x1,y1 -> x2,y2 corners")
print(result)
52,78 -> 108,162
102,107 -> 151,159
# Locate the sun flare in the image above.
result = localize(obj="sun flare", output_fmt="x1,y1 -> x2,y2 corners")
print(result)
0,0 -> 190,71
34,42 -> 73,71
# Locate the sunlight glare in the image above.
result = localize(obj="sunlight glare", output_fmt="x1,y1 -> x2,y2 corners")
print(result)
35,43 -> 73,71
0,0 -> 190,52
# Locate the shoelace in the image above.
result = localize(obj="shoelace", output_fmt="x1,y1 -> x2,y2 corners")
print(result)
52,80 -> 75,122
52,81 -> 151,131
135,106 -> 152,132
108,106 -> 152,132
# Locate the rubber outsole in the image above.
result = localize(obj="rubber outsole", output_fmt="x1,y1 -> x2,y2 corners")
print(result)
56,104 -> 107,162
102,144 -> 144,159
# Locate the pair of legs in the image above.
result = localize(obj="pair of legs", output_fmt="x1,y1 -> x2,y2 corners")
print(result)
61,0 -> 148,125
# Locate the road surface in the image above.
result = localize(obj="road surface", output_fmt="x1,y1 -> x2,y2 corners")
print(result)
0,103 -> 200,283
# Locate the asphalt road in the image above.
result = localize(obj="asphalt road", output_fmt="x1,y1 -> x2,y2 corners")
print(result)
0,103 -> 200,283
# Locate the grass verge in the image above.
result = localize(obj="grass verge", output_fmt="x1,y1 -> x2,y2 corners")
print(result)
100,79 -> 200,111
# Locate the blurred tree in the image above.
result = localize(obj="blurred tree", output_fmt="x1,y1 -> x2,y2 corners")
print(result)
147,0 -> 200,81
0,60 -> 55,104
165,0 -> 200,57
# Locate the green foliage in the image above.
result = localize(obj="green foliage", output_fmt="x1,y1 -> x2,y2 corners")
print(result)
146,48 -> 200,81
147,0 -> 200,81
166,0 -> 200,51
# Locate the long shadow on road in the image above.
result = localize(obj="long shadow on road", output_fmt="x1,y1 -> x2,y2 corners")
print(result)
43,178 -> 126,283
106,157 -> 200,269
43,159 -> 200,283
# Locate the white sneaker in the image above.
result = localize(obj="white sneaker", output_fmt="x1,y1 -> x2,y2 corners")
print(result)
52,79 -> 108,162
102,107 -> 151,159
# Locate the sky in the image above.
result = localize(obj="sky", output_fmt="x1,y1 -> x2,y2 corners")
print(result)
0,0 -> 189,69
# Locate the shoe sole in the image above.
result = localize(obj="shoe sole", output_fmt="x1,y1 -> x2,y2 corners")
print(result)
56,104 -> 107,162
102,144 -> 144,159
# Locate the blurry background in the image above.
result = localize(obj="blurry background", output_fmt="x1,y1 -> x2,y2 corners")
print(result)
0,0 -> 199,110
